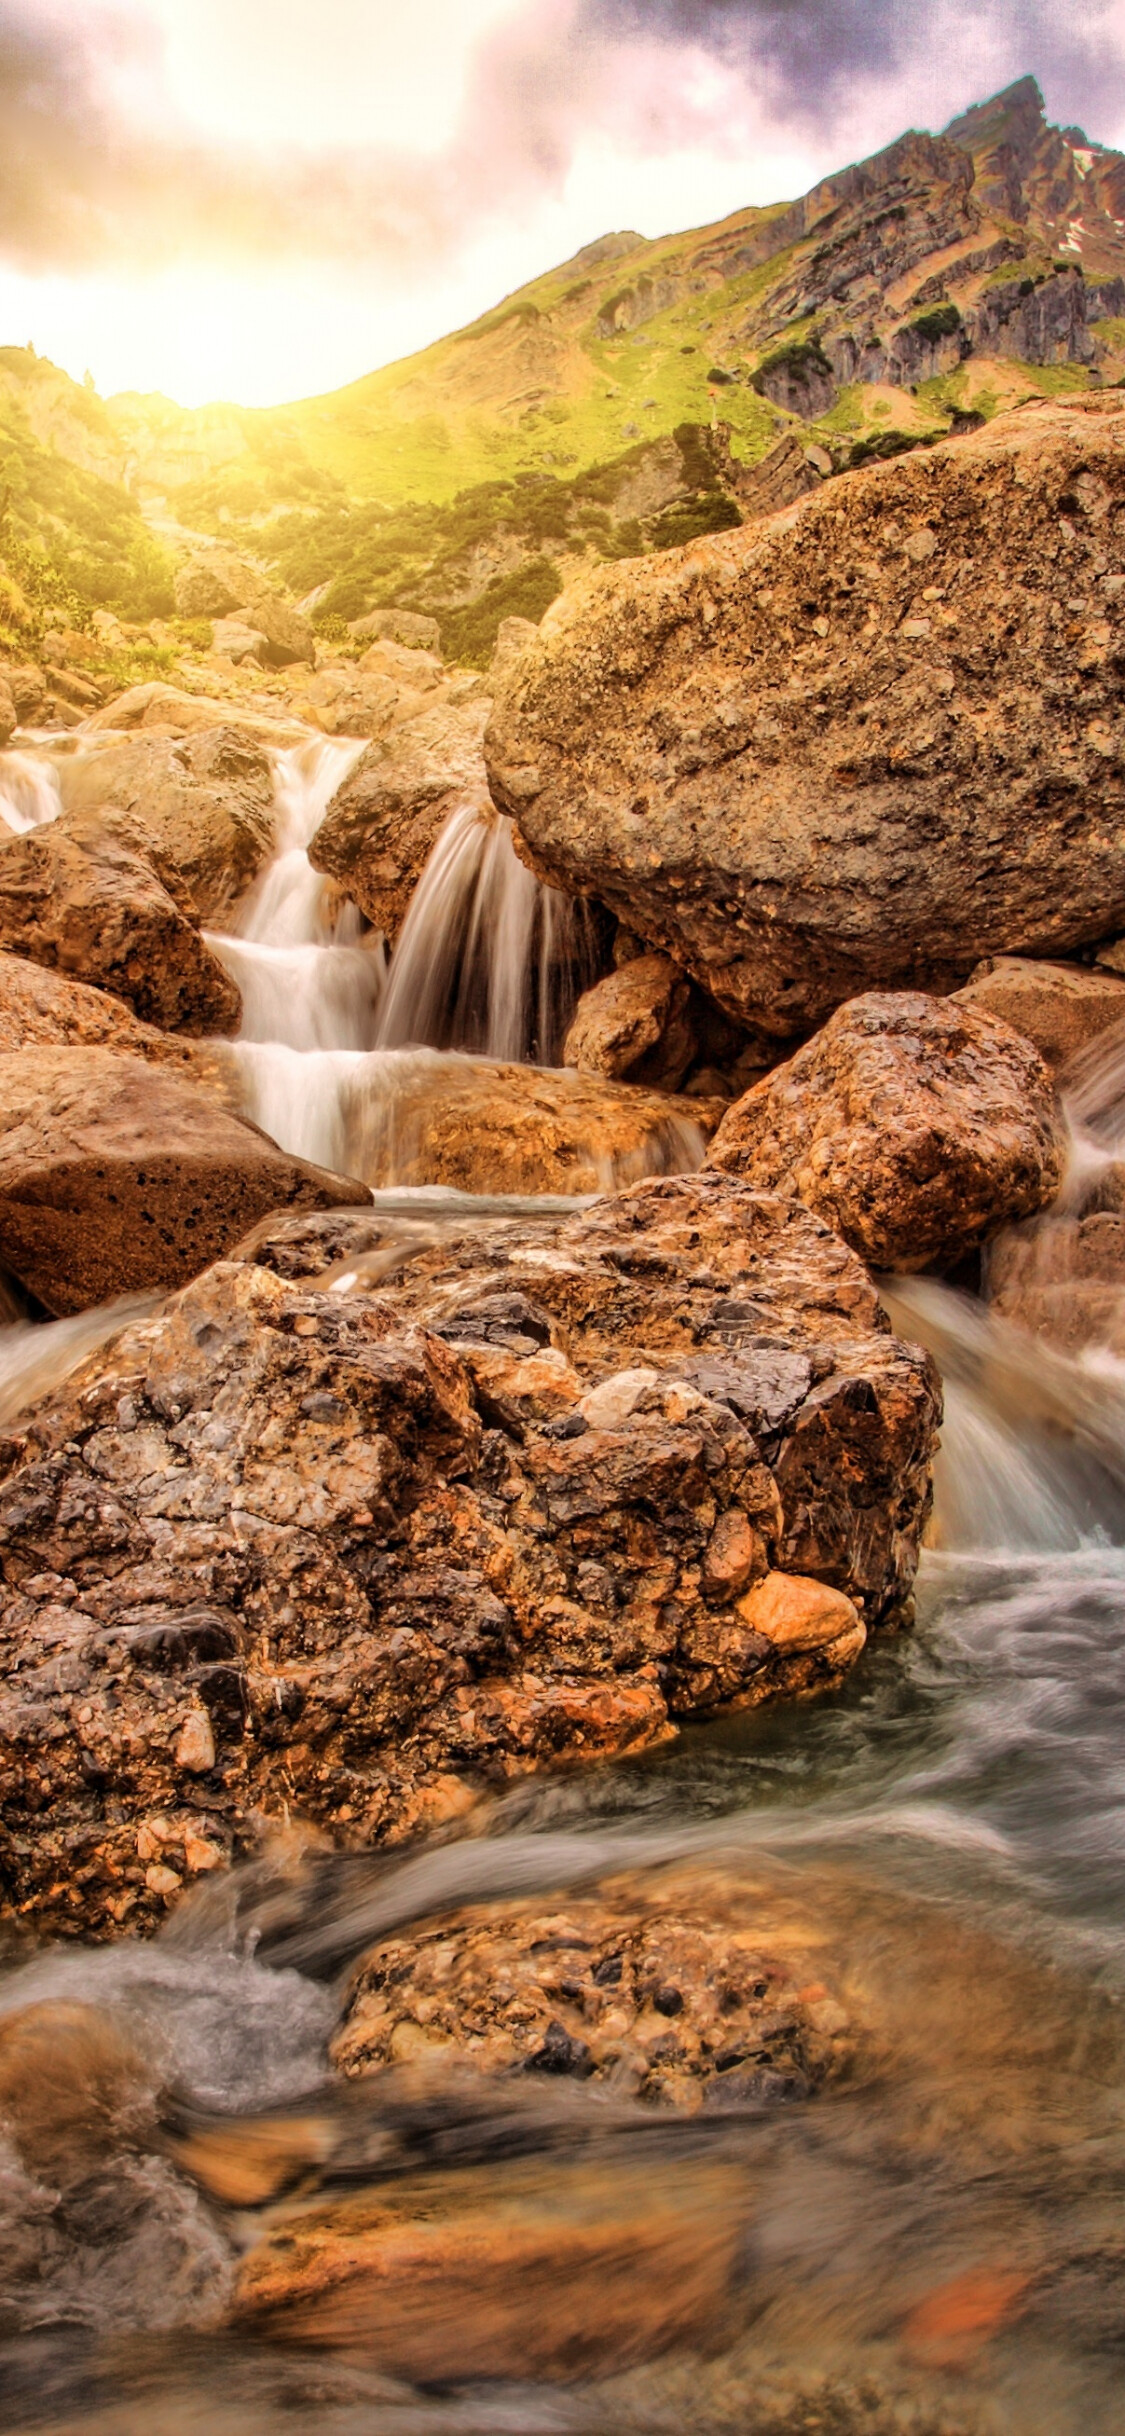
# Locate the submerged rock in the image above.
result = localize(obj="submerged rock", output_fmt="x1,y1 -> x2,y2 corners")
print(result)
487,395 -> 1125,1037
327,1051 -> 717,1194
0,822 -> 240,1036
0,1174 -> 938,1934
231,2145 -> 744,2382
0,1046 -> 365,1313
57,728 -> 276,925
333,1864 -> 855,2109
710,991 -> 1063,1272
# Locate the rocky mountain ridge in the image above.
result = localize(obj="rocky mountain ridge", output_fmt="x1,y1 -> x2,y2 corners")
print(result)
4,76 -> 1125,671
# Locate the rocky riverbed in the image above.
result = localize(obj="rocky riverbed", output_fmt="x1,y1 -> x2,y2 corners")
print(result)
3,385 -> 1125,2429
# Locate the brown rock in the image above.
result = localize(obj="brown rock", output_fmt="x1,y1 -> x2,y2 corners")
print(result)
0,1173 -> 938,1933
709,991 -> 1063,1272
0,949 -> 232,1102
335,1051 -> 716,1194
56,728 -> 276,924
0,2001 -> 156,2183
953,956 -> 1125,1069
332,1864 -> 856,2110
486,395 -> 1125,1037
309,688 -> 492,939
231,2150 -> 744,2381
173,550 -> 314,667
564,953 -> 698,1090
0,677 -> 14,746
0,1046 -> 365,1313
0,823 -> 240,1035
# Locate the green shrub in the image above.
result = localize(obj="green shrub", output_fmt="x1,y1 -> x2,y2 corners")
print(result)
438,556 -> 562,669
909,302 -> 962,345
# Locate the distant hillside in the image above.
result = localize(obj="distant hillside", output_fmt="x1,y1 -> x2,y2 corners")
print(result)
4,74 -> 1125,666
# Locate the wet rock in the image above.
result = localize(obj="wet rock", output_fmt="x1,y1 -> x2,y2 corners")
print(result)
309,688 -> 492,939
0,1046 -> 365,1313
333,1864 -> 856,2110
988,1169 -> 1125,1356
709,991 -> 1063,1272
173,551 -> 314,667
0,1173 -> 938,1933
0,677 -> 14,746
564,954 -> 698,1091
953,956 -> 1125,1070
487,396 -> 1125,1037
0,2001 -> 156,2183
231,2147 -> 744,2381
341,1051 -> 717,1194
0,823 -> 240,1035
56,728 -> 276,925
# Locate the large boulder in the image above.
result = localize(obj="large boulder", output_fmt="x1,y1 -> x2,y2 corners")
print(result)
0,824 -> 240,1035
57,729 -> 276,925
0,1174 -> 939,1934
0,1047 -> 365,1314
709,992 -> 1063,1272
310,1050 -> 718,1194
173,550 -> 314,667
953,956 -> 1125,1071
309,687 -> 492,939
487,395 -> 1125,1038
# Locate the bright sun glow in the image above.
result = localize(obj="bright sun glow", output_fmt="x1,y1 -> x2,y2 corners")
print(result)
4,0 -> 1125,408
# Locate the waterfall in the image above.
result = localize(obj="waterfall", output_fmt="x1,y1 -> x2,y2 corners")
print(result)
212,740 -> 691,1195
373,798 -> 593,1065
0,749 -> 62,833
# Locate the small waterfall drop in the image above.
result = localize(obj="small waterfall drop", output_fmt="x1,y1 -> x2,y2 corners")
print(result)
0,748 -> 62,833
208,735 -> 387,1058
215,741 -> 688,1195
374,797 -> 593,1065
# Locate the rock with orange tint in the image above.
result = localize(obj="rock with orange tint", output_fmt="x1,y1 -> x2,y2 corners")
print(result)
0,1173 -> 937,1936
333,1864 -> 856,2109
709,991 -> 1062,1272
232,2151 -> 745,2381
0,1047 -> 366,1314
903,2266 -> 1033,2366
0,822 -> 240,1036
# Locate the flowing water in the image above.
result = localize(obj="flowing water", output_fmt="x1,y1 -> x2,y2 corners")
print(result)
0,750 -> 62,835
205,738 -> 694,1189
7,728 -> 1125,2425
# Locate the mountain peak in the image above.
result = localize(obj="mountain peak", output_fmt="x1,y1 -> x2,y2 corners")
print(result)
944,74 -> 1047,161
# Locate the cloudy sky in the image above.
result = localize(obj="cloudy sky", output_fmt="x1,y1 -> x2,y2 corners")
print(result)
2,0 -> 1125,407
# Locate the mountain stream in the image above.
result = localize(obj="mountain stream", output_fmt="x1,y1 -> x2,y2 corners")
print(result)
2,735 -> 1125,2430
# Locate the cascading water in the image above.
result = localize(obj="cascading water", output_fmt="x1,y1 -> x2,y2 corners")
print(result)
373,796 -> 594,1063
0,746 -> 62,833
212,747 -> 693,1191
14,731 -> 1125,2425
